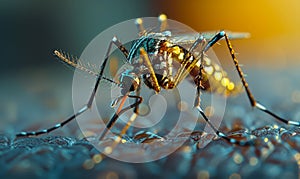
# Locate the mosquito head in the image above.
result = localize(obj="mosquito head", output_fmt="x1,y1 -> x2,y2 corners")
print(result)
119,70 -> 140,94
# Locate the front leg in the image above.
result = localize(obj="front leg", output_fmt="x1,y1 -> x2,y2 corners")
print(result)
139,47 -> 161,93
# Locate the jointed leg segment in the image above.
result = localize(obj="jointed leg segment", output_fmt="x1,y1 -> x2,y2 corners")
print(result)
223,32 -> 299,126
98,95 -> 142,141
194,30 -> 299,146
16,37 -> 130,137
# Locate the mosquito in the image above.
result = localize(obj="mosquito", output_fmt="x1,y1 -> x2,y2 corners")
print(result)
16,14 -> 300,146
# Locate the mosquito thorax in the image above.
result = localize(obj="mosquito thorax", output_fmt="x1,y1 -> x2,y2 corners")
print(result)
126,32 -> 197,91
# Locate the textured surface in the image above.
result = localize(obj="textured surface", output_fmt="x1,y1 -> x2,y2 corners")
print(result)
0,126 -> 299,178
1,67 -> 300,178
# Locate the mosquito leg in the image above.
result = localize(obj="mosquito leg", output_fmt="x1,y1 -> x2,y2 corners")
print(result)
135,18 -> 146,36
98,43 -> 144,141
134,79 -> 141,114
194,52 -> 205,108
107,112 -> 139,153
139,47 -> 161,93
16,37 -> 130,137
193,52 -> 254,145
87,37 -> 129,107
172,35 -> 206,87
195,106 -> 255,146
192,36 -> 207,107
224,32 -> 299,126
16,105 -> 89,137
98,95 -> 143,141
111,36 -> 129,58
158,14 -> 168,32
106,95 -> 143,154
98,95 -> 128,141
205,30 -> 300,126
102,111 -> 139,155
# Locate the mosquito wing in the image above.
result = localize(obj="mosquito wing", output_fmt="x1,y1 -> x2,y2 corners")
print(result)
168,30 -> 250,45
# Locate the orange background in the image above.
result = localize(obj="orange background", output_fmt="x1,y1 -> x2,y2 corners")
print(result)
1,1 -> 299,71
154,0 -> 300,68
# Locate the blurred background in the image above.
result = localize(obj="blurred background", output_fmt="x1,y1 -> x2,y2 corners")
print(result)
0,0 -> 300,133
